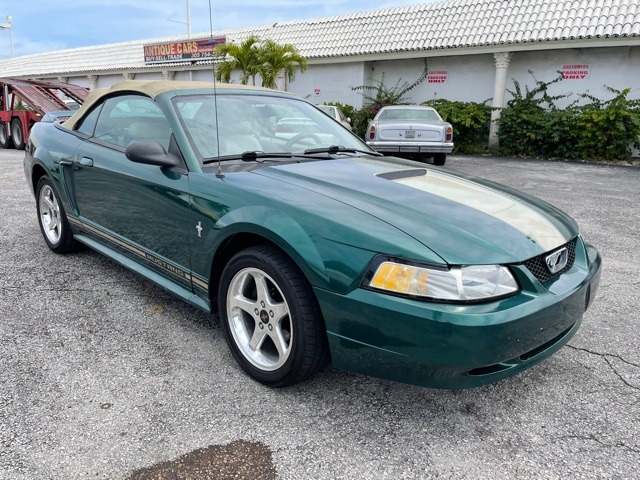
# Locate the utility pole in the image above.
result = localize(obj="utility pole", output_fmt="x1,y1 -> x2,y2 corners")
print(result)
0,15 -> 13,58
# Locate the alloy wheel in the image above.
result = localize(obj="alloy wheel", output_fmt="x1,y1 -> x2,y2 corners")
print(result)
226,267 -> 293,371
38,184 -> 62,244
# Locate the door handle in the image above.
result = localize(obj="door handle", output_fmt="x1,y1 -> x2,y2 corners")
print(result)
78,157 -> 94,167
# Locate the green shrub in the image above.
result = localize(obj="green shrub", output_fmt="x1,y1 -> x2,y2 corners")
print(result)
422,99 -> 491,154
352,103 -> 382,139
497,74 -> 640,161
496,73 -> 569,158
352,61 -> 428,107
574,87 -> 640,160
322,102 -> 357,124
350,60 -> 429,139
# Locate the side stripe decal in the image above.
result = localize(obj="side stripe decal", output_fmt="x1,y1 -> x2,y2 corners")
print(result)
69,216 -> 209,290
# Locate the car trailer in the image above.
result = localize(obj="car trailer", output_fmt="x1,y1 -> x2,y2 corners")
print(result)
0,78 -> 89,149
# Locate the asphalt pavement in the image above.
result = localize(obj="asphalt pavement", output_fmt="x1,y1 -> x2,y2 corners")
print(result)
1,149 -> 639,479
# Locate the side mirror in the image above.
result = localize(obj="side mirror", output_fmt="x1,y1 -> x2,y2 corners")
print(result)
125,141 -> 179,168
347,117 -> 352,124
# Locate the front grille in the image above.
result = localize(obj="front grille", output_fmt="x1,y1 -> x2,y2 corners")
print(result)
523,240 -> 576,283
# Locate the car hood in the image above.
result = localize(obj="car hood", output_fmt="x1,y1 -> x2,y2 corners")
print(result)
255,157 -> 578,265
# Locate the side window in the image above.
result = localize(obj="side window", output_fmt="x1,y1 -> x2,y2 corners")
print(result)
92,95 -> 172,150
76,104 -> 102,136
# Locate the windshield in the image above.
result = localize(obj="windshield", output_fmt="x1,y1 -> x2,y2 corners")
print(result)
173,93 -> 371,161
378,108 -> 441,121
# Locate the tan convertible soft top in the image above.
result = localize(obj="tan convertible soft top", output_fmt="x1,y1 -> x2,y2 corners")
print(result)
62,80 -> 279,130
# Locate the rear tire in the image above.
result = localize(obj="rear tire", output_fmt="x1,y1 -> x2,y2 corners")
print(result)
218,245 -> 328,387
433,153 -> 446,165
11,119 -> 25,150
36,176 -> 79,254
0,122 -> 12,149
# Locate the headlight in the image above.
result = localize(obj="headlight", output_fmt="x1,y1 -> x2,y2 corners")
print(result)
367,259 -> 519,302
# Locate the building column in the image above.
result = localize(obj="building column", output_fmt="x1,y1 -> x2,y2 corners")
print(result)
87,75 -> 98,91
276,70 -> 286,91
488,52 -> 511,150
162,70 -> 175,81
361,62 -> 375,109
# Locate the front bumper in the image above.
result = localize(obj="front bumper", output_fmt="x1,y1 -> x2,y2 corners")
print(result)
316,238 -> 601,389
366,140 -> 454,154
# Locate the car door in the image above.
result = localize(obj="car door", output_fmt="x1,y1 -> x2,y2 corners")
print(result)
70,94 -> 192,290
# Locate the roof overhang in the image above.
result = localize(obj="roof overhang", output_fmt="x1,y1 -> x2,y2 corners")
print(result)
307,37 -> 640,65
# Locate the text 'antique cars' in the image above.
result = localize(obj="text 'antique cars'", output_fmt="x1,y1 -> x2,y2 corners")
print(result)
25,81 -> 601,389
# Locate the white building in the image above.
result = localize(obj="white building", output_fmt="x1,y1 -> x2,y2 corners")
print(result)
2,0 -> 640,145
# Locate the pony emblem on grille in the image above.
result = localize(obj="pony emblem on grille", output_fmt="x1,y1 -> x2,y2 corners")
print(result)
545,247 -> 569,274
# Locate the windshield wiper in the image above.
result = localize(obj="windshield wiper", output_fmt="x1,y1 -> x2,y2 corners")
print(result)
303,145 -> 383,156
240,151 -> 295,162
202,151 -> 294,164
203,147 -> 368,165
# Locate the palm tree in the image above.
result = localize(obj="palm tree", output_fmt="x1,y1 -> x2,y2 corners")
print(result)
215,36 -> 262,85
259,40 -> 308,90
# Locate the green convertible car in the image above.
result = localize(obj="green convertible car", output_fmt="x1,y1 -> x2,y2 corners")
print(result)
24,80 -> 601,389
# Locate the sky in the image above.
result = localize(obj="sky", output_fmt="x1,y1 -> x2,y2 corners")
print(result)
0,0 -> 439,59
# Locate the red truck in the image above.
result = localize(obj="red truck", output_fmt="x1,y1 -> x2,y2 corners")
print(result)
0,78 -> 89,149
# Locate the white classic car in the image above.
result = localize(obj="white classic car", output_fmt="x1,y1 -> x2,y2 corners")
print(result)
366,105 -> 453,165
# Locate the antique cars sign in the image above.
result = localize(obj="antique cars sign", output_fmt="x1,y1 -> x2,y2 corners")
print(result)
143,37 -> 226,64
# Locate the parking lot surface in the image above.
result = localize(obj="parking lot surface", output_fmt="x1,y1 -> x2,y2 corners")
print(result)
1,149 -> 639,479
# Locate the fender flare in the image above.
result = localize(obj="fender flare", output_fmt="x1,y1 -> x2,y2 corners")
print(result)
212,205 -> 329,286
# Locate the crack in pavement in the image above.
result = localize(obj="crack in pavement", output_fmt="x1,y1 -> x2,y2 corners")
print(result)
598,281 -> 640,290
562,434 -> 640,455
567,345 -> 640,369
567,344 -> 640,391
602,356 -> 640,392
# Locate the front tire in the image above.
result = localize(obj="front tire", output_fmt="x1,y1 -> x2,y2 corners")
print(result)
218,245 -> 328,387
36,176 -> 78,253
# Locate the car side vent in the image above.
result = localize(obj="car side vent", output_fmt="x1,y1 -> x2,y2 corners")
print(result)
377,169 -> 427,180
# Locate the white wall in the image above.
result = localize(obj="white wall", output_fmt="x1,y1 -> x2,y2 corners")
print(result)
508,46 -> 640,107
190,69 -> 216,82
367,55 -> 496,105
67,76 -> 91,88
96,74 -> 124,88
287,63 -> 367,106
50,45 -> 640,110
362,46 -> 640,108
134,71 -> 165,81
